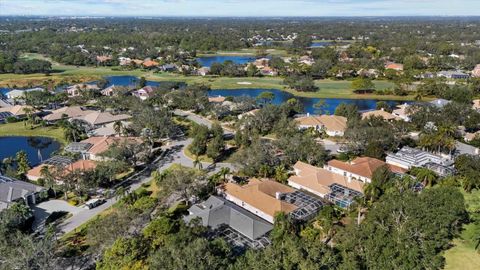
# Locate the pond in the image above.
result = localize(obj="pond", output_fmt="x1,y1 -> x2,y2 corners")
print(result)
208,88 -> 408,114
196,55 -> 256,67
0,136 -> 61,166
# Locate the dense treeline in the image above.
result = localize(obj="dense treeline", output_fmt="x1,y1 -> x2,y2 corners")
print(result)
0,51 -> 51,74
2,17 -> 480,69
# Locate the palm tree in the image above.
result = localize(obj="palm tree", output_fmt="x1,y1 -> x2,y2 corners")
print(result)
219,167 -> 230,182
113,121 -> 123,137
412,167 -> 437,187
40,165 -> 57,197
193,156 -> 203,170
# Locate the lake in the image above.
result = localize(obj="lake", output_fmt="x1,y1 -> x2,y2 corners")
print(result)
0,136 -> 61,166
310,41 -> 350,48
197,55 -> 256,67
208,88 -> 408,114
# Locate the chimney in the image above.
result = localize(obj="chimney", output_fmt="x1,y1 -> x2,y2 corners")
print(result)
307,112 -> 310,117
275,192 -> 283,200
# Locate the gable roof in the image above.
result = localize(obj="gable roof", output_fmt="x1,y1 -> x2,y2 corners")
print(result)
328,157 -> 406,179
143,60 -> 159,67
0,175 -> 45,207
295,115 -> 347,132
184,196 -> 273,240
223,179 -> 298,218
290,161 -> 364,194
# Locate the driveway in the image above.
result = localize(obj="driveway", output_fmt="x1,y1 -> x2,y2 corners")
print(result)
32,200 -> 82,231
58,113 -> 235,235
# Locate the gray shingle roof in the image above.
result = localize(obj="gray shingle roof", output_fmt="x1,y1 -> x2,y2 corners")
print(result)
184,196 -> 273,241
0,175 -> 45,204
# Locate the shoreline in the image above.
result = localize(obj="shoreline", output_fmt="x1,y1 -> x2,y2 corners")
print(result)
1,69 -> 423,101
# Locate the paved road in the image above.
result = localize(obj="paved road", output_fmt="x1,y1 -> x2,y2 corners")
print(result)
59,135 -> 233,234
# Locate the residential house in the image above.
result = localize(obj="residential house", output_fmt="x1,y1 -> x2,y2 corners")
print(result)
454,141 -> 480,156
299,56 -> 315,66
361,109 -> 401,121
429,98 -> 451,108
43,106 -> 96,123
72,111 -> 131,129
5,88 -> 43,100
66,84 -> 100,97
0,105 -> 38,119
184,196 -> 273,249
100,85 -> 122,96
159,64 -> 177,72
96,55 -> 112,63
259,67 -> 278,76
118,57 -> 132,66
88,121 -> 130,137
220,178 -> 323,223
295,114 -> 348,137
386,146 -> 455,176
392,103 -> 412,122
27,159 -> 97,182
472,64 -> 480,78
208,96 -> 226,104
237,109 -> 260,120
142,60 -> 159,69
253,58 -> 270,69
195,67 -> 210,76
464,131 -> 480,142
289,161 -> 364,208
132,86 -> 156,101
0,175 -> 46,211
385,62 -> 404,71
326,157 -> 407,183
66,136 -> 141,161
357,68 -> 379,78
437,70 -> 469,80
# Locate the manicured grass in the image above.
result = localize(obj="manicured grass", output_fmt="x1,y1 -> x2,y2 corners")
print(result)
183,147 -> 214,163
0,121 -> 66,144
444,189 -> 480,270
0,55 -> 418,100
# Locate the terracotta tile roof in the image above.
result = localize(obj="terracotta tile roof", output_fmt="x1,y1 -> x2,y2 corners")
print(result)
295,115 -> 347,132
81,136 -> 141,155
392,104 -> 410,117
142,60 -> 159,67
361,109 -> 400,121
328,157 -> 406,179
65,160 -> 97,173
223,179 -> 298,218
385,63 -> 404,70
465,131 -> 480,142
290,161 -> 364,194
26,164 -> 52,180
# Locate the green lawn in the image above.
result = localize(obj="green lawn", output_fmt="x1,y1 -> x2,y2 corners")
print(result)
0,53 -> 418,100
0,122 -> 66,144
444,189 -> 480,270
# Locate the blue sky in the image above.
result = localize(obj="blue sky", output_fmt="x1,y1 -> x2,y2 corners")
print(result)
1,0 -> 479,17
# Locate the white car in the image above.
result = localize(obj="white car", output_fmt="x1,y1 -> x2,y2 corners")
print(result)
83,198 -> 106,209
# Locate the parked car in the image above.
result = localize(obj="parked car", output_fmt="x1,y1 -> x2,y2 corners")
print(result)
84,198 -> 106,209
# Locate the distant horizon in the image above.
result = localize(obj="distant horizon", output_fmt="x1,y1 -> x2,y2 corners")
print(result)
1,0 -> 480,17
